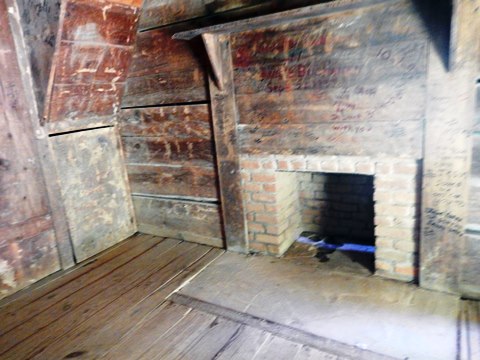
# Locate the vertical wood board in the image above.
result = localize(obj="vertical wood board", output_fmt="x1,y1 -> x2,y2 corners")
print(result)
51,127 -> 136,262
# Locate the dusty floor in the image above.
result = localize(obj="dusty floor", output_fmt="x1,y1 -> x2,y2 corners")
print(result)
177,245 -> 480,360
1,234 -> 479,359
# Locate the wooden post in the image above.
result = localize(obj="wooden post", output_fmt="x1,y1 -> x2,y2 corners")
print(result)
5,0 -> 75,268
203,33 -> 248,253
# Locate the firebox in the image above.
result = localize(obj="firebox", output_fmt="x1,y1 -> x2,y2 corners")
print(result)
241,155 -> 421,282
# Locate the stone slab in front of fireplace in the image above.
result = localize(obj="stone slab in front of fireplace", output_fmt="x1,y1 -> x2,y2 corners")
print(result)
240,155 -> 421,282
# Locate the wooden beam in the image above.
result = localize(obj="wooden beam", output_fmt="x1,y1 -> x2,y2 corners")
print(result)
206,34 -> 248,253
173,0 -> 391,40
5,0 -> 75,269
202,33 -> 225,91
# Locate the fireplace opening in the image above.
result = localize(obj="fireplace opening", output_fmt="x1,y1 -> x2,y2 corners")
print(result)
286,172 -> 376,274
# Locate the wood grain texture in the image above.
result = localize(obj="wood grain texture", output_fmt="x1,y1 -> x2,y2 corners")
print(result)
139,0 -> 260,30
0,230 -> 60,301
122,24 -> 209,107
420,0 -> 479,295
0,234 -> 157,335
51,127 -> 136,262
15,0 -> 61,117
128,164 -> 219,199
207,35 -> 248,252
35,246 -> 222,360
467,135 -> 480,228
118,105 -> 215,166
227,0 -> 428,157
133,196 -> 224,248
45,0 -> 141,132
0,238 -> 181,359
238,121 -> 423,158
0,0 -> 62,299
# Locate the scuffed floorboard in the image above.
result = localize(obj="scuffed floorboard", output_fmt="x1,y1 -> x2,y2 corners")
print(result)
1,234 -> 478,359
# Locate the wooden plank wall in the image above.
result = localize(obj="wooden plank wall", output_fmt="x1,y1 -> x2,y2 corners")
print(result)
15,0 -> 62,117
420,0 -> 480,296
230,0 -> 428,159
120,0 -> 329,247
41,0 -> 141,261
44,0 -> 142,134
0,0 -> 61,299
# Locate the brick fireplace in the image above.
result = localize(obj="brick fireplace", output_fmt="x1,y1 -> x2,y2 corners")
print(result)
241,155 -> 421,282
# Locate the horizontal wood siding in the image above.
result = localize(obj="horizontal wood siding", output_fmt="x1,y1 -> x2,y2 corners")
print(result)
133,196 -> 224,248
51,127 -> 137,262
45,0 -> 141,133
127,164 -> 218,199
122,25 -> 209,107
230,0 -> 428,158
0,0 -> 61,299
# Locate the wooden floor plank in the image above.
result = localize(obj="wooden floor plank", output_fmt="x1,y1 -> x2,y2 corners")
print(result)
0,234 -> 158,335
1,238 -> 182,359
294,345 -> 342,360
459,300 -> 480,360
137,309 -> 217,360
214,325 -> 271,360
33,246 -> 221,360
100,302 -> 192,360
171,316 -> 241,360
253,335 -> 303,360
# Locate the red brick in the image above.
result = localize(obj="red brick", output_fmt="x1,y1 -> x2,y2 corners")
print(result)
244,183 -> 262,192
245,203 -> 265,212
249,242 -> 267,252
395,264 -> 417,277
262,160 -> 276,169
251,173 -> 276,183
356,162 -> 374,174
292,160 -> 306,170
393,162 -> 418,175
321,160 -> 338,172
264,204 -> 279,213
375,259 -> 394,272
263,183 -> 277,193
256,233 -> 281,245
241,160 -> 261,169
376,162 -> 393,174
248,223 -> 266,233
251,193 -> 276,203
241,172 -> 251,181
277,160 -> 290,170
255,213 -> 277,224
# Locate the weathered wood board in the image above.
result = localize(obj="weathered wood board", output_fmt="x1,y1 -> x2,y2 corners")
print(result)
207,35 -> 248,252
127,164 -> 219,199
467,136 -> 480,228
0,0 -> 62,299
138,0 -> 337,31
122,25 -> 209,107
118,105 -> 215,166
45,0 -> 141,133
238,121 -> 423,158
228,0 -> 428,157
50,127 -> 137,262
139,0 -> 260,30
420,0 -> 480,295
0,229 -> 60,300
133,196 -> 224,248
15,0 -> 61,117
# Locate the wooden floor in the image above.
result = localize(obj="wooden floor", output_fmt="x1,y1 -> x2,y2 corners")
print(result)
0,234 -> 344,360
